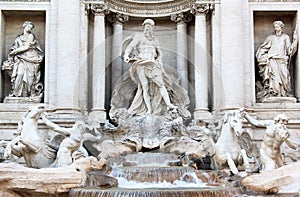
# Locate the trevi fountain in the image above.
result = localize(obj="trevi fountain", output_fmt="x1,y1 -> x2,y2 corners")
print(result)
0,0 -> 299,196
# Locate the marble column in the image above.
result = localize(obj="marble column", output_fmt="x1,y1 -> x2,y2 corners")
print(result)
171,13 -> 191,91
294,15 -> 300,100
55,0 -> 82,114
211,2 -> 221,111
90,2 -> 107,122
191,3 -> 211,120
219,0 -> 244,110
108,13 -> 129,90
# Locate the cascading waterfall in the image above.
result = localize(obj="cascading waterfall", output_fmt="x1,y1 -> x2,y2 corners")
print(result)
69,153 -> 241,197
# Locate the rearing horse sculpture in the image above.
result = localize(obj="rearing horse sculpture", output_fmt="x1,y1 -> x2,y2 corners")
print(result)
214,110 -> 250,174
4,106 -> 60,168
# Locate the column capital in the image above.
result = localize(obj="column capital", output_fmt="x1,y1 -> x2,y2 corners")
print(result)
170,12 -> 192,24
88,2 -> 108,16
107,12 -> 129,24
191,2 -> 214,15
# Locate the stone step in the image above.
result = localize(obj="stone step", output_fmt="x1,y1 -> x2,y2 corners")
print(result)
69,187 -> 241,197
110,166 -> 194,183
123,152 -> 178,166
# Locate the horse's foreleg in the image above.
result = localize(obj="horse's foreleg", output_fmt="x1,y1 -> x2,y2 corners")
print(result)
240,149 -> 251,172
4,136 -> 22,158
225,153 -> 239,175
210,155 -> 218,170
19,139 -> 40,153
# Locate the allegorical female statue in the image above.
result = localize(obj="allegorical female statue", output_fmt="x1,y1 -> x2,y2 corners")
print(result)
256,21 -> 298,99
2,21 -> 44,99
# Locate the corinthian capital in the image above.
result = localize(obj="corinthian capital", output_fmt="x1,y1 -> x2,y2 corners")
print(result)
107,13 -> 129,24
171,13 -> 192,24
191,2 -> 213,15
90,2 -> 107,15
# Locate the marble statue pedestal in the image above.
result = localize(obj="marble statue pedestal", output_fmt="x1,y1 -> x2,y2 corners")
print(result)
262,97 -> 297,104
3,95 -> 43,104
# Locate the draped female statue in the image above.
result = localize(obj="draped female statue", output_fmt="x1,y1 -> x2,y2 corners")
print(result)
2,21 -> 44,98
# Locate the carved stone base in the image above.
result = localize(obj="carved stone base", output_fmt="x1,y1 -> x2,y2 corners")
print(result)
194,109 -> 212,121
262,97 -> 297,104
0,157 -> 106,197
4,94 -> 43,104
242,161 -> 300,194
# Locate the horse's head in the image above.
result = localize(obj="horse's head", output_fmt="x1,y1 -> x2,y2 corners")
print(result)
224,111 -> 244,137
26,105 -> 44,119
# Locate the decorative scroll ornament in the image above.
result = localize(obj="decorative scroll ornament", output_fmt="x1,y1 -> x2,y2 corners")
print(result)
191,2 -> 214,15
84,0 -> 108,15
91,3 -> 107,15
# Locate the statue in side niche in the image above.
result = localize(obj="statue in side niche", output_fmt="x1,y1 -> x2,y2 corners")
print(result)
256,21 -> 298,99
2,21 -> 44,100
110,18 -> 190,120
243,111 -> 299,171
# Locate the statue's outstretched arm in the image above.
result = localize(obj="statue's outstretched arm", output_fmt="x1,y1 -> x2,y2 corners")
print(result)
244,113 -> 271,128
285,137 -> 298,150
41,114 -> 70,136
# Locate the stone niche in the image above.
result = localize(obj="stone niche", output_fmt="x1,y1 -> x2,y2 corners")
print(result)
0,10 -> 45,102
253,11 -> 297,102
102,16 -> 197,115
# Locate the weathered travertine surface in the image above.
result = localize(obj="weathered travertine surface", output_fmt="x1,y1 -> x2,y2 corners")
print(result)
0,157 -> 106,197
242,161 -> 300,194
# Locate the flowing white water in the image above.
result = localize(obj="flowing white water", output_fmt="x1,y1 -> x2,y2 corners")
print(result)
116,172 -> 212,189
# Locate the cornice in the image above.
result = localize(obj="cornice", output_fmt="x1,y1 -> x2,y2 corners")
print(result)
106,0 -> 194,17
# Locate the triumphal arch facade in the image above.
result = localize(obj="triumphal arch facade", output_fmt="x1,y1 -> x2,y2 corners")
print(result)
0,0 -> 299,164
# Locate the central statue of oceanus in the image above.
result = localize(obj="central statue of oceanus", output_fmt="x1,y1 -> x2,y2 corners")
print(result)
110,18 -> 190,120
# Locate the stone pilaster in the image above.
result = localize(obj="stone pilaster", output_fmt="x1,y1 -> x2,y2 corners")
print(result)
55,0 -> 82,115
191,2 -> 212,120
219,0 -> 244,110
108,13 -> 129,89
90,2 -> 107,122
171,13 -> 191,92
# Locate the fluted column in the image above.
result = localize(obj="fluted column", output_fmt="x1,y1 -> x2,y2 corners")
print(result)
171,13 -> 191,91
108,13 -> 129,89
191,3 -> 211,120
90,2 -> 107,122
